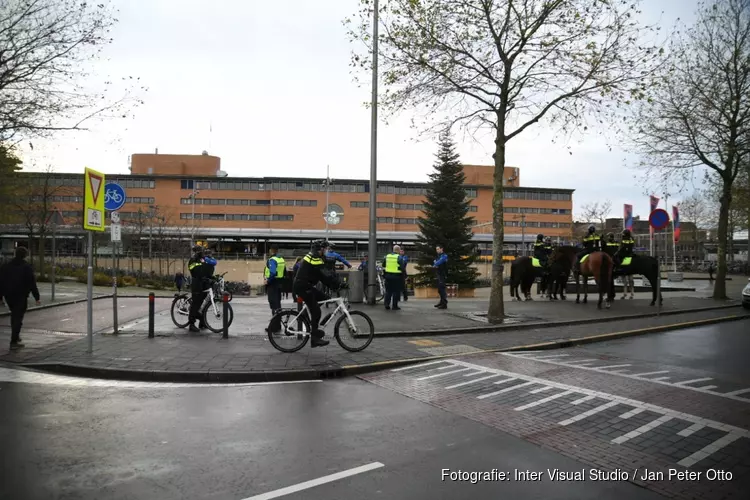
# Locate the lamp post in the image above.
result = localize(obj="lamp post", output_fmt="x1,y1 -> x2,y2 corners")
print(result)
189,188 -> 200,248
322,166 -> 331,236
366,0 -> 379,305
514,214 -> 527,256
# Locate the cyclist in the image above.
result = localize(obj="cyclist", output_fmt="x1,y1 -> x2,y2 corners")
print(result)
293,239 -> 341,348
322,242 -> 352,303
187,245 -> 212,332
203,249 -> 217,277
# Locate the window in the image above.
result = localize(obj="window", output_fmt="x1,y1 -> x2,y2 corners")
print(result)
350,201 -> 369,208
465,188 -> 478,198
126,197 -> 155,204
377,202 -> 393,209
395,218 -> 416,224
469,206 -> 478,212
504,190 -> 572,201
376,217 -> 393,223
272,199 -> 318,206
393,203 -> 425,210
181,180 -> 194,190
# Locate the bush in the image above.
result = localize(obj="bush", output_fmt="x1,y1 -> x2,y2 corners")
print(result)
122,276 -> 137,287
93,273 -> 112,286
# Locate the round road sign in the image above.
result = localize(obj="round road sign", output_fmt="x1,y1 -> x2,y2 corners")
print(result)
104,182 -> 126,211
649,208 -> 670,230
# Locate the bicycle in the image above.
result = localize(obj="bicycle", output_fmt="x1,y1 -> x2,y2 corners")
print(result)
267,294 -> 375,353
170,277 -> 235,332
363,266 -> 385,304
104,189 -> 123,204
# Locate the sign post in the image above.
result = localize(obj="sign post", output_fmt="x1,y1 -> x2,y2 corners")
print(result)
47,210 -> 65,302
649,208 -> 670,307
84,167 -> 106,353
105,183 -> 126,335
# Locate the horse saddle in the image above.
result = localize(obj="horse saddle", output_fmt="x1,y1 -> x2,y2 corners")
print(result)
579,254 -> 590,264
531,257 -> 543,268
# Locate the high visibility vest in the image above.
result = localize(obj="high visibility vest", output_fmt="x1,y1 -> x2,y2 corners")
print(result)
606,242 -> 619,248
264,255 -> 286,279
384,253 -> 401,274
303,254 -> 324,266
584,234 -> 599,242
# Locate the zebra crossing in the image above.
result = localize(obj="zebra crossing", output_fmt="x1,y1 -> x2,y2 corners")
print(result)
502,351 -> 750,402
388,358 -> 750,470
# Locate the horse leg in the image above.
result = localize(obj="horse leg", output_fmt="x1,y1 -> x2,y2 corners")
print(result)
575,272 -> 581,303
629,276 -> 634,299
582,275 -> 588,304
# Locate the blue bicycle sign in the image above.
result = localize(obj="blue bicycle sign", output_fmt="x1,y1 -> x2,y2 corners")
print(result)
104,183 -> 126,211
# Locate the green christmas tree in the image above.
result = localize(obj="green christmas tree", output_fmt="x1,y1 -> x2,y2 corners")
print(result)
415,132 -> 480,288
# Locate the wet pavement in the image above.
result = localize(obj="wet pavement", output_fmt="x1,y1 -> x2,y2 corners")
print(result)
0,369 -> 661,500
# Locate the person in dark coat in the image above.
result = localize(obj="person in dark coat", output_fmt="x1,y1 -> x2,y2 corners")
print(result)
0,247 -> 41,350
174,272 -> 185,292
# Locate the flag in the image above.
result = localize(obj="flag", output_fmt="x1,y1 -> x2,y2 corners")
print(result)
673,205 -> 680,242
623,204 -> 634,231
649,195 -> 660,235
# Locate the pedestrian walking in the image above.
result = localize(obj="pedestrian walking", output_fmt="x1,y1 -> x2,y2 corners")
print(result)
174,271 -> 185,292
399,247 -> 409,302
0,247 -> 41,350
264,244 -> 285,334
708,263 -> 714,284
433,245 -> 448,309
382,245 -> 403,310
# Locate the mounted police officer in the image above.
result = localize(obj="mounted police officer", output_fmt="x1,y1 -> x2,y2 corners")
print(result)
264,244 -> 285,334
576,225 -> 602,271
615,229 -> 635,268
603,232 -> 619,258
533,234 -> 553,269
187,245 -> 211,332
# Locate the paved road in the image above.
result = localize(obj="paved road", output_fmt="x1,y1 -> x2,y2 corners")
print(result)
569,321 -> 750,381
0,368 -> 660,500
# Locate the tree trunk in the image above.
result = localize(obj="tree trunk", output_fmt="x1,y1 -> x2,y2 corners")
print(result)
487,130 -> 506,323
713,180 -> 732,299
37,231 -> 45,279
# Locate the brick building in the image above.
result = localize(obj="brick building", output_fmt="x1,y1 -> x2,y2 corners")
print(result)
1,153 -> 574,258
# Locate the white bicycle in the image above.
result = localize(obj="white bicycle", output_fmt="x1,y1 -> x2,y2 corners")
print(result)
170,276 -> 234,333
268,295 -> 374,353
363,266 -> 385,303
104,189 -> 123,204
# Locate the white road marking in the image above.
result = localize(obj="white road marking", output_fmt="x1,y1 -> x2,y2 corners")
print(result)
570,395 -> 595,405
725,388 -> 750,397
564,359 -> 598,365
493,377 -> 516,385
502,354 -> 750,403
530,386 -> 554,394
515,390 -> 574,411
559,401 -> 620,426
678,433 -> 743,468
61,318 -> 71,322
694,385 -> 718,391
391,361 -> 449,372
477,381 -> 535,400
597,364 -> 633,370
612,415 -> 673,444
242,462 -> 385,500
416,367 -> 472,380
618,408 -> 645,419
677,423 -> 705,437
445,374 -> 501,389
675,378 -> 713,386
0,368 -> 322,388
528,354 -> 571,360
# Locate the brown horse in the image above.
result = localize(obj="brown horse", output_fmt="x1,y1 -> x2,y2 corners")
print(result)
573,251 -> 613,309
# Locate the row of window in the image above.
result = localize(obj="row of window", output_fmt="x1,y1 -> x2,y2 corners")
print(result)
32,195 -> 83,203
505,221 -> 572,228
505,191 -> 571,201
375,217 -> 418,224
179,213 -> 294,221
349,201 -> 479,212
504,207 -> 571,215
179,198 -> 317,207
179,179 -> 478,198
30,177 -> 156,189
127,197 -> 155,204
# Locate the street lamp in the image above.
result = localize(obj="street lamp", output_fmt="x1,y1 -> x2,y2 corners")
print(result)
321,166 -> 332,236
188,188 -> 200,248
514,214 -> 527,256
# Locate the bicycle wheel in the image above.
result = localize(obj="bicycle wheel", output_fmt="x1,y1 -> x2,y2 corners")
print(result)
364,282 -> 384,303
334,310 -> 375,352
171,295 -> 191,328
202,300 -> 234,333
268,310 -> 310,353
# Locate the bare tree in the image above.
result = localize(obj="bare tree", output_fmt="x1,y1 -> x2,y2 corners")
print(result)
0,0 -> 145,141
346,0 -> 663,322
0,142 -> 22,225
628,0 -> 750,298
578,200 -> 612,229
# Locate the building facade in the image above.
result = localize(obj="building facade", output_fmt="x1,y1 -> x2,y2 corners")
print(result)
1,153 -> 575,258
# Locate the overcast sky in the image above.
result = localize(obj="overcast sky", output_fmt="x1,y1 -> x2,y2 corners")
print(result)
19,0 -> 701,220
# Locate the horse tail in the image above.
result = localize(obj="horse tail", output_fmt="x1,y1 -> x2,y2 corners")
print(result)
509,261 -> 517,299
600,252 -> 610,299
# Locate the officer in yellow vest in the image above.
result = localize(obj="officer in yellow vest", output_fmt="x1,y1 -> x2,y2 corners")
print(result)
264,244 -> 286,333
382,244 -> 404,310
603,233 -> 619,258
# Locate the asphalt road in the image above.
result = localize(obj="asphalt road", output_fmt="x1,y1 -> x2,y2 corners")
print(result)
570,319 -> 750,381
0,373 -> 661,500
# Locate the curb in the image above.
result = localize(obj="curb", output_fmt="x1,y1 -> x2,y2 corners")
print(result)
0,294 -> 113,317
19,312 -> 749,383
373,303 -> 741,337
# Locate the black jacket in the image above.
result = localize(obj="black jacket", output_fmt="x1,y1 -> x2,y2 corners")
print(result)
293,252 -> 338,291
187,254 -> 213,293
0,257 -> 41,303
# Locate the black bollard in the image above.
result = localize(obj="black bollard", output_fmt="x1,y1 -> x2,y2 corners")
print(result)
222,292 -> 229,339
148,292 -> 155,338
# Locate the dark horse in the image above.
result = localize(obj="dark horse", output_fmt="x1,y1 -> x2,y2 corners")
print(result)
510,247 -> 572,301
612,254 -> 663,306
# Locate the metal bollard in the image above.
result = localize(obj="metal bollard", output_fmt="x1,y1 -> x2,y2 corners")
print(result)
222,292 -> 229,339
148,292 -> 155,338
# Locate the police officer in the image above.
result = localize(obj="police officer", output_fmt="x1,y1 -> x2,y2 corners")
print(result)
533,234 -> 549,268
576,225 -> 602,270
187,245 -> 211,332
399,247 -> 409,302
264,244 -> 285,334
615,229 -> 635,267
433,245 -> 449,309
382,244 -> 403,310
603,232 -> 619,258
293,239 -> 340,347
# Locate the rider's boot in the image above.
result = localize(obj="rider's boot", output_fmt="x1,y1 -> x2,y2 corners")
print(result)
189,323 -> 200,333
311,329 -> 329,348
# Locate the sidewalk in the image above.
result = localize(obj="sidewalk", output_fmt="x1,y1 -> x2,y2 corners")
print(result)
1,292 -> 747,381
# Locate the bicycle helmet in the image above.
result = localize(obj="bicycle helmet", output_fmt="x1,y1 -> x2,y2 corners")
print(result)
622,229 -> 632,238
311,239 -> 329,251
544,237 -> 552,244
536,234 -> 544,241
607,232 -> 615,240
192,245 -> 203,253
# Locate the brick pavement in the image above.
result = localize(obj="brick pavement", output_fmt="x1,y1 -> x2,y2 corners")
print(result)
361,354 -> 750,500
0,306 -> 747,381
